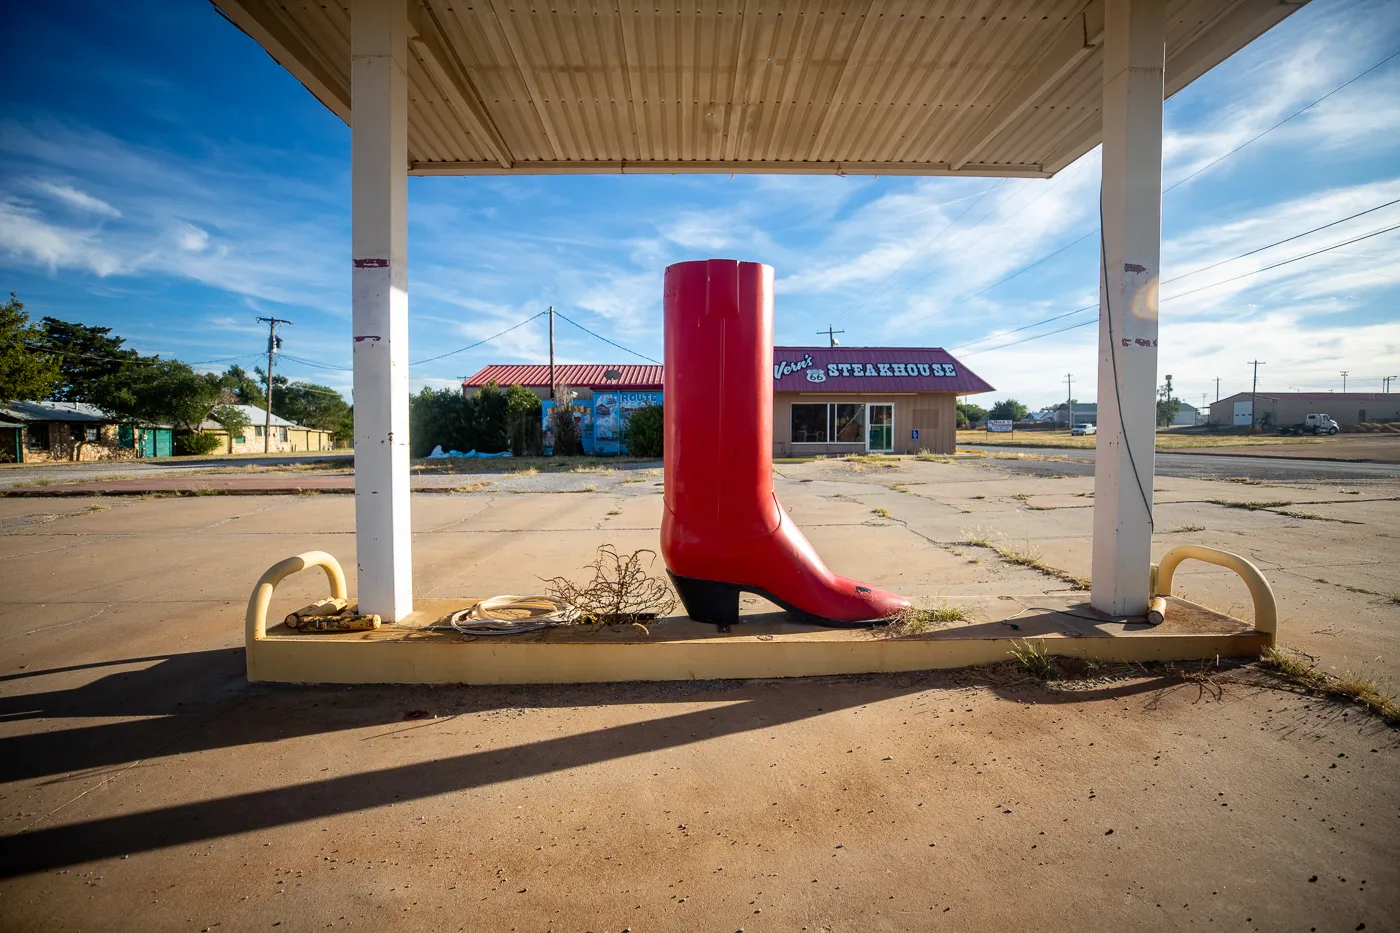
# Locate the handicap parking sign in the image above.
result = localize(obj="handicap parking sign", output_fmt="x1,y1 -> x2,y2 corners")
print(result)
911,429 -> 919,440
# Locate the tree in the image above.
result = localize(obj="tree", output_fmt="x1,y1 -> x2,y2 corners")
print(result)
36,317 -> 138,402
956,400 -> 987,429
548,386 -> 581,456
504,383 -> 542,455
91,359 -> 222,433
987,398 -> 1029,422
1156,384 -> 1180,428
211,403 -> 251,441
275,381 -> 353,442
0,293 -> 60,406
622,403 -> 664,458
219,365 -> 265,408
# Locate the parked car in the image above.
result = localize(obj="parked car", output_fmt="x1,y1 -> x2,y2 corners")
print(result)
1071,423 -> 1097,436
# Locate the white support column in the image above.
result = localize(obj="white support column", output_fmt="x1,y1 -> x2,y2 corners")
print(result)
351,0 -> 413,620
1091,0 -> 1163,617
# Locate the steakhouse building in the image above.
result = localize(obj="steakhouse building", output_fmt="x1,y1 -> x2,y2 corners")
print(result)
464,346 -> 992,457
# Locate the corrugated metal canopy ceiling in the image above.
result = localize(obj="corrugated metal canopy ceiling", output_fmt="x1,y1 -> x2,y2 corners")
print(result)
215,0 -> 1305,177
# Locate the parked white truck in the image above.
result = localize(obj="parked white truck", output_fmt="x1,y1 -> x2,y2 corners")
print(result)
1278,413 -> 1339,436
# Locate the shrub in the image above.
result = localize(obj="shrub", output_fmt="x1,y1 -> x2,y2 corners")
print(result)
174,431 -> 223,456
623,403 -> 664,458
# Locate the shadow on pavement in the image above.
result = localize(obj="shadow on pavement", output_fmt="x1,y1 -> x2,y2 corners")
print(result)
0,649 -> 1202,878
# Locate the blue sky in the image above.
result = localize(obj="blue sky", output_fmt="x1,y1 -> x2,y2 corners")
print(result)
2,0 -> 1398,412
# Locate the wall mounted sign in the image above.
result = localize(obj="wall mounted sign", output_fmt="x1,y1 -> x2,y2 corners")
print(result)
774,353 -> 959,381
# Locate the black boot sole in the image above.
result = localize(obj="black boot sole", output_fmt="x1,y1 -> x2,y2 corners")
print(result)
667,572 -> 881,631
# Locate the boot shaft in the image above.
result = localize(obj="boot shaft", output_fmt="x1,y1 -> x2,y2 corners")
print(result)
663,259 -> 779,537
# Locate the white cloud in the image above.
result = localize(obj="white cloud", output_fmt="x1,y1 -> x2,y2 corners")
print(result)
28,179 -> 121,217
177,223 -> 209,252
0,198 -> 123,276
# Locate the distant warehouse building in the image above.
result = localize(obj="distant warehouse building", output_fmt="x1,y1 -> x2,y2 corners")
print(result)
464,346 -> 993,456
1209,392 -> 1400,429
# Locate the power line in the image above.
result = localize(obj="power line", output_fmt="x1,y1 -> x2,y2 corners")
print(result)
952,200 -> 1400,355
1162,221 -> 1400,303
553,309 -> 661,364
899,47 -> 1400,322
28,345 -> 265,367
1160,196 -> 1400,286
1168,48 -> 1400,192
409,311 -> 547,366
960,317 -> 1096,358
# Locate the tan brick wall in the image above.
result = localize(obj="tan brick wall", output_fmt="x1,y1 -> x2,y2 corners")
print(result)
20,423 -> 136,463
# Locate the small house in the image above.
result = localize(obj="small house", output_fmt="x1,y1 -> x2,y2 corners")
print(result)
200,404 -> 335,454
0,401 -> 173,463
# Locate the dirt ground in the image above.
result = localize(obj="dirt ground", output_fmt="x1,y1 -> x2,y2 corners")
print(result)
2,457 -> 1397,931
956,429 -> 1400,462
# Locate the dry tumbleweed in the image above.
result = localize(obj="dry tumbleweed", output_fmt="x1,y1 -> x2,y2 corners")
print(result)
542,545 -> 677,626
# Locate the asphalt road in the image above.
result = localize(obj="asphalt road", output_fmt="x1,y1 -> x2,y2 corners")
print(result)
4,446 -> 1399,489
0,452 -> 353,489
966,444 -> 1400,481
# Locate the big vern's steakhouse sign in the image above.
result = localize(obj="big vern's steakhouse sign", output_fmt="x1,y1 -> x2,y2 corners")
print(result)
774,353 -> 958,384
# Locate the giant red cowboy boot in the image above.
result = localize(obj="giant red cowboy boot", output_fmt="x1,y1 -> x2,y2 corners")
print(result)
660,259 -> 910,628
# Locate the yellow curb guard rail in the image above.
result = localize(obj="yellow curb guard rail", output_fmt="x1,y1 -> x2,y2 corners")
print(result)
246,551 -> 349,642
1151,545 -> 1277,644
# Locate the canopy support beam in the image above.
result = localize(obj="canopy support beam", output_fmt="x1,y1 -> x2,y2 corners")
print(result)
1091,0 -> 1163,617
351,0 -> 414,621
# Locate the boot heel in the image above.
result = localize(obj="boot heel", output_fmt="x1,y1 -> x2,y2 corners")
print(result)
668,573 -> 741,630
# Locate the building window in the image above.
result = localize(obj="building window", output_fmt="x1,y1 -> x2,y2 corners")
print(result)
85,425 -> 99,442
833,404 -> 864,442
278,426 -> 288,442
792,403 -> 867,444
254,425 -> 264,437
26,427 -> 50,451
117,425 -> 135,448
791,404 -> 828,443
234,435 -> 246,445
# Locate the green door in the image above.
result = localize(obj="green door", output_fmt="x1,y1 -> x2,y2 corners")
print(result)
139,429 -> 155,458
155,429 -> 173,458
867,404 -> 893,452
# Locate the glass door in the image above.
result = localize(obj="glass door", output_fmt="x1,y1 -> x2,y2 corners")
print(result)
867,403 -> 893,452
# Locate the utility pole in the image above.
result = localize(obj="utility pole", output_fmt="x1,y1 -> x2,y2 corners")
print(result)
1385,375 -> 1396,393
548,305 -> 556,401
818,326 -> 845,347
1248,360 -> 1265,430
257,317 -> 292,453
1215,376 -> 1220,402
1064,373 -> 1074,429
1340,370 -> 1348,393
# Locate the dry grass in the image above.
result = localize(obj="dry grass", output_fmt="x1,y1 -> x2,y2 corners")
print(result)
606,507 -> 622,516
1258,647 -> 1399,726
887,483 -> 910,493
913,449 -> 949,462
1026,504 -> 1058,511
1171,524 -> 1206,533
1009,640 -> 1057,680
542,545 -> 676,627
871,506 -> 891,519
958,528 -> 1090,589
884,603 -> 970,636
955,429 -> 1325,450
1206,498 -> 1293,511
1273,508 -> 1358,523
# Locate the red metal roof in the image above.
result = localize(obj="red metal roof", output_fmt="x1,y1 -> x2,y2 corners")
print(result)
465,349 -> 992,395
464,364 -> 663,391
772,347 -> 994,395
